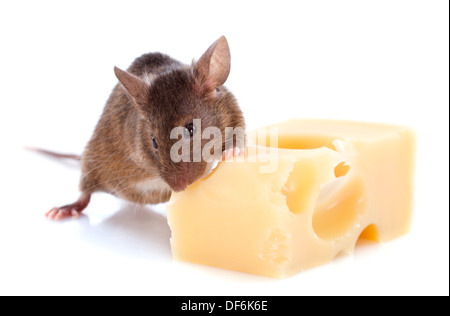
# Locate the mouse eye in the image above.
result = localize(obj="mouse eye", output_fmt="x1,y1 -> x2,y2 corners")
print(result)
184,122 -> 196,138
152,137 -> 158,149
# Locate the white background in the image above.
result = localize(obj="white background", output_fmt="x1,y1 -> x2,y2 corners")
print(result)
0,0 -> 448,296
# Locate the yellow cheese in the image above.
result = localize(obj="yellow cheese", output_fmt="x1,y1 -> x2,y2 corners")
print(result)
167,119 -> 415,278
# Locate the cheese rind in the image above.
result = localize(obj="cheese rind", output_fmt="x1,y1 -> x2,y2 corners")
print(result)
167,120 -> 415,278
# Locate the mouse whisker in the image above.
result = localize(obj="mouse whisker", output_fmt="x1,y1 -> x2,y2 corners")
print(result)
84,172 -> 143,193
110,170 -> 143,195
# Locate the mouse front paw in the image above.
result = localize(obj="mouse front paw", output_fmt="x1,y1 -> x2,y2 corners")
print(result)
222,147 -> 244,162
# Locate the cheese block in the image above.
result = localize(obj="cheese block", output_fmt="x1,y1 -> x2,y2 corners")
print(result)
166,119 -> 415,278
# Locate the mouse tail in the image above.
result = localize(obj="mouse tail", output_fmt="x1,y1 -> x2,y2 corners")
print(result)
25,146 -> 81,161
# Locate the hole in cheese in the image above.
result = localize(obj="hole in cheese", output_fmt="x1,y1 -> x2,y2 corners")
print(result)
358,224 -> 380,241
282,161 -> 318,215
255,128 -> 340,151
334,162 -> 350,178
275,135 -> 338,150
313,177 -> 366,240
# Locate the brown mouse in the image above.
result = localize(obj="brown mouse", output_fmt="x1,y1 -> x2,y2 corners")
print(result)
39,36 -> 245,220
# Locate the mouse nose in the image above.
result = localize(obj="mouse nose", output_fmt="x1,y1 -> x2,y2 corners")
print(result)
171,179 -> 188,192
168,163 -> 190,192
167,162 -> 205,192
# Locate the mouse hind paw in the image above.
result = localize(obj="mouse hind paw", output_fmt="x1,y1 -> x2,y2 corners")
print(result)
46,193 -> 91,221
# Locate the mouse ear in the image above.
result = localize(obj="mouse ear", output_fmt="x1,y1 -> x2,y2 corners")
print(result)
114,66 -> 148,105
194,36 -> 231,89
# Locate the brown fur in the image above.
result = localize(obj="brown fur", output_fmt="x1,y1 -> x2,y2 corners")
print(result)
80,36 -> 245,204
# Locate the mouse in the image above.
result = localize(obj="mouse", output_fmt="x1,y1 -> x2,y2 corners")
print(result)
37,36 -> 245,220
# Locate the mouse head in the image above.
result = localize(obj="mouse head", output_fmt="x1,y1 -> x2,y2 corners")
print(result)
114,36 -> 245,192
